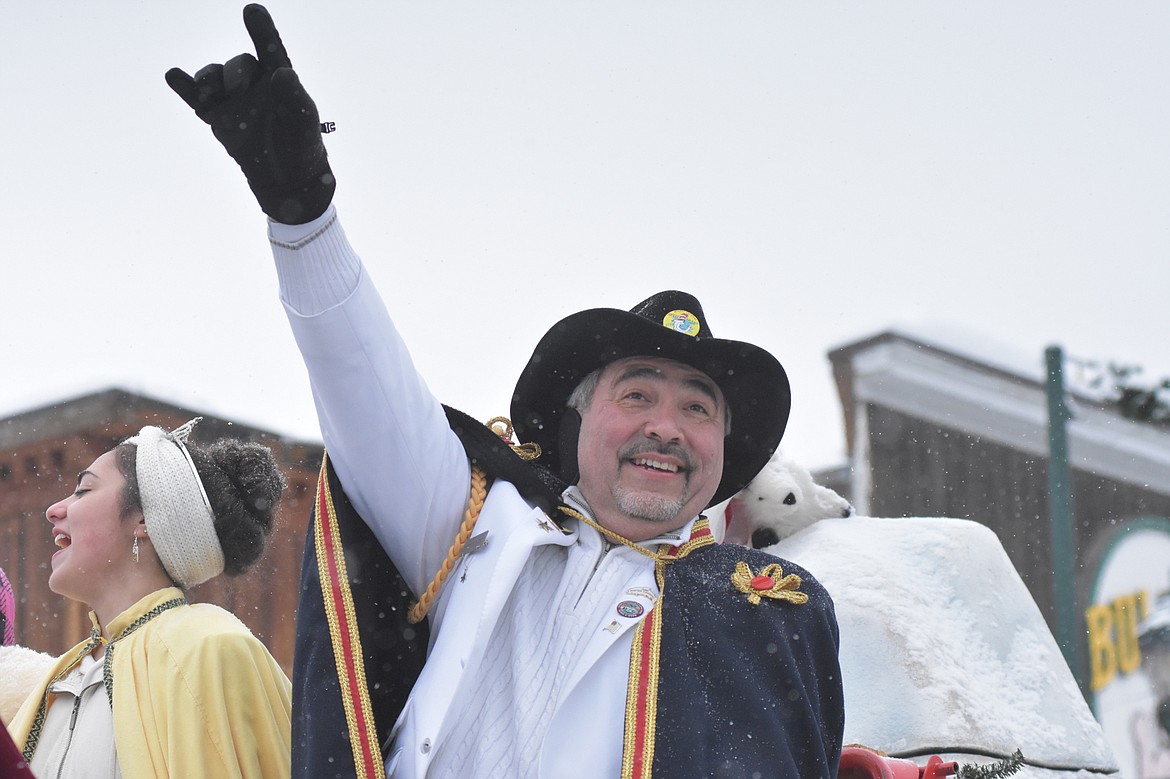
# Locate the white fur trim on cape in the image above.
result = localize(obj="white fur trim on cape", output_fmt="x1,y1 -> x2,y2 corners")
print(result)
0,644 -> 55,724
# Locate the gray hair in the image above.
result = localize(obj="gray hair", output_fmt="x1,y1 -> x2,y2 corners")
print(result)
566,366 -> 732,434
566,368 -> 603,415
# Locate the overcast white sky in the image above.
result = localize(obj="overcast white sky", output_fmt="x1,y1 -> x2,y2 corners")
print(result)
3,2 -> 1168,471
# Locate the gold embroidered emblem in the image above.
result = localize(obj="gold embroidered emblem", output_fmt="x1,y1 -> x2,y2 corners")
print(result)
731,562 -> 809,606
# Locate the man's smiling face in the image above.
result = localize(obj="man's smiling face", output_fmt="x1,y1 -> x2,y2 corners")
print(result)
575,356 -> 727,541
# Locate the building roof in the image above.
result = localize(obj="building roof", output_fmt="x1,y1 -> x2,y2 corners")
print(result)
0,387 -> 321,456
828,330 -> 1170,496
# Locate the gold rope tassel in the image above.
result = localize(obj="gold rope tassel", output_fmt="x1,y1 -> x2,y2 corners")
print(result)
408,464 -> 488,624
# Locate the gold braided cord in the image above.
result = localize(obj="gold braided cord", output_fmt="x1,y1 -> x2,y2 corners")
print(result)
488,416 -> 542,461
558,507 -> 670,565
486,416 -> 514,439
408,464 -> 488,624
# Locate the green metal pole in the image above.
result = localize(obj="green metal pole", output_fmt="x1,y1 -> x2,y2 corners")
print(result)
1046,345 -> 1085,691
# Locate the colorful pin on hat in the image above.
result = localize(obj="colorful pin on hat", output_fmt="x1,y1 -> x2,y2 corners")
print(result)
663,309 -> 701,337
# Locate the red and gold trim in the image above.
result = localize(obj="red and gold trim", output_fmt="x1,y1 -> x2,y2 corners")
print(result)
622,593 -> 663,778
620,517 -> 715,778
315,454 -> 384,779
663,517 -> 715,560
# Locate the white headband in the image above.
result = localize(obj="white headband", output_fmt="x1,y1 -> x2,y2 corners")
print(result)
126,418 -> 224,588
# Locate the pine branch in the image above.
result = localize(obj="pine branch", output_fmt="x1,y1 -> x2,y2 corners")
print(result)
1076,358 -> 1170,427
957,749 -> 1025,779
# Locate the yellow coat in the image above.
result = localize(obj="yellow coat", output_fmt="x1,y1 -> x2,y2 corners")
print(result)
8,587 -> 291,778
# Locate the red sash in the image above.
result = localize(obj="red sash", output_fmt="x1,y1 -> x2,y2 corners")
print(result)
314,454 -> 384,779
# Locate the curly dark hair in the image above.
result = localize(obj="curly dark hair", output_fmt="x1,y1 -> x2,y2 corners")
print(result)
115,436 -> 285,577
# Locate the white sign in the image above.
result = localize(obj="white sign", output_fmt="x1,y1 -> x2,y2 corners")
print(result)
1088,518 -> 1170,779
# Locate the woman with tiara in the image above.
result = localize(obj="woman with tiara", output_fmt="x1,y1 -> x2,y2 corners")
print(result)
7,419 -> 292,777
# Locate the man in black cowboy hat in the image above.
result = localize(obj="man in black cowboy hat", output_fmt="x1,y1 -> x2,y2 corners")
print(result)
166,6 -> 843,777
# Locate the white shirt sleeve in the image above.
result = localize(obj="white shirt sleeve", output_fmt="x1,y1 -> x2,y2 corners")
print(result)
267,206 -> 472,593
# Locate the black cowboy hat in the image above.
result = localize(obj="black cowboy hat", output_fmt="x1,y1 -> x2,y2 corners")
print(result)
510,290 -> 790,508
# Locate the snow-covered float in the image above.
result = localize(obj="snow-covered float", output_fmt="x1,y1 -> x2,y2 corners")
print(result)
767,515 -> 1120,778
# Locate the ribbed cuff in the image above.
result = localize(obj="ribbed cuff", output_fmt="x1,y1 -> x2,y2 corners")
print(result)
268,205 -> 364,316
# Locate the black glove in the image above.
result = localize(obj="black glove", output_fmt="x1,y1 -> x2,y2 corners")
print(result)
165,4 -> 335,224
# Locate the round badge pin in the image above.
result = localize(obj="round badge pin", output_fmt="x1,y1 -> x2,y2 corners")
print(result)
662,310 -> 700,337
616,600 -> 645,618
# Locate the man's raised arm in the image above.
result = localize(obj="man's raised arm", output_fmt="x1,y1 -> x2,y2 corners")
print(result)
163,4 -> 472,594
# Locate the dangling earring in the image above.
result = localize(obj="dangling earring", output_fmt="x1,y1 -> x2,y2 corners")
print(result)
132,537 -> 140,564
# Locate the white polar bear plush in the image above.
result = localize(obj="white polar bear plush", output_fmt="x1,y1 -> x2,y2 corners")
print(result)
714,450 -> 854,548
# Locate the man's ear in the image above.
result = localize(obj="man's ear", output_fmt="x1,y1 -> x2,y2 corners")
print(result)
558,409 -> 581,485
